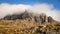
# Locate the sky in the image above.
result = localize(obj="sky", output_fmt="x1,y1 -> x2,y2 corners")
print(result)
0,0 -> 60,10
0,0 -> 60,22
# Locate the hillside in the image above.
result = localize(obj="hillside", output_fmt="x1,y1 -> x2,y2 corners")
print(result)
0,10 -> 60,34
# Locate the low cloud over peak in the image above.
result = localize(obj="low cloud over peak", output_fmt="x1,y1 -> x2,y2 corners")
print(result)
0,3 -> 60,22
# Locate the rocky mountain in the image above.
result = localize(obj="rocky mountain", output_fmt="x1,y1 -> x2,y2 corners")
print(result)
1,10 -> 57,24
0,10 -> 60,34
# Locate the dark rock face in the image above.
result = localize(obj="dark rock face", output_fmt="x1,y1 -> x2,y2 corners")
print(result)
39,13 -> 47,23
34,16 -> 39,22
3,14 -> 23,20
3,15 -> 11,20
3,11 -> 32,20
48,16 -> 52,22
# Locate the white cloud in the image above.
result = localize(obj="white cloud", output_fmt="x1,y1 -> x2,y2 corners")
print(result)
0,3 -> 60,22
30,3 -> 60,22
0,3 -> 31,18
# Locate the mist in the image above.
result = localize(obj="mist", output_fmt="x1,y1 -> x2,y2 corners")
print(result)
0,3 -> 60,22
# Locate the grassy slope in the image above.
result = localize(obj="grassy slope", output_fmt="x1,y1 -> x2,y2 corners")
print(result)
0,19 -> 60,34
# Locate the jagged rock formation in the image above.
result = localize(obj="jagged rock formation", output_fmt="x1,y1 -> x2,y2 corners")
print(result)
34,13 -> 53,23
1,10 -> 55,24
3,10 -> 33,20
39,13 -> 47,23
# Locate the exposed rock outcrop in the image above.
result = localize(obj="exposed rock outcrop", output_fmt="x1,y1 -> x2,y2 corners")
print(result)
1,10 -> 56,24
3,10 -> 33,20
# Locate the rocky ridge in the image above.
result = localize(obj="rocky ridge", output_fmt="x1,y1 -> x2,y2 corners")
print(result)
1,10 -> 56,24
